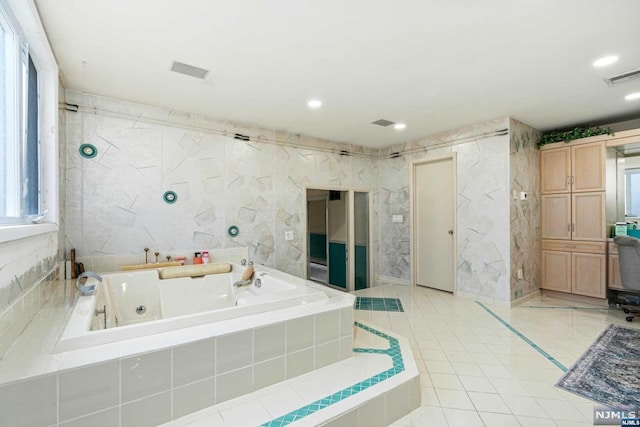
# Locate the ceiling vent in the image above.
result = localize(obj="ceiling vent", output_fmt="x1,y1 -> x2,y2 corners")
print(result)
603,68 -> 640,86
371,119 -> 395,127
169,61 -> 210,80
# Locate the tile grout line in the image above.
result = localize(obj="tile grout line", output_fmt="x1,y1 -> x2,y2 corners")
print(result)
475,301 -> 568,373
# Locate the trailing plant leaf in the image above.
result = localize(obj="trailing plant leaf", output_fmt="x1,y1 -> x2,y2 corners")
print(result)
538,125 -> 613,148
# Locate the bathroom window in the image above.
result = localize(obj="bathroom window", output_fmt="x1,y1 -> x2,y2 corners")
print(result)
625,167 -> 640,217
0,1 -> 40,224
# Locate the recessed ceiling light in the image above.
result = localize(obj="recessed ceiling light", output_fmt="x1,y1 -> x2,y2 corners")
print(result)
307,99 -> 322,109
625,92 -> 640,101
394,123 -> 406,130
593,55 -> 618,67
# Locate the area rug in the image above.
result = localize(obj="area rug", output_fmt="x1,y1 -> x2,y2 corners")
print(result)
556,324 -> 640,411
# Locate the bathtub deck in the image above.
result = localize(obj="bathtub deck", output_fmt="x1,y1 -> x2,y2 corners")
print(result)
160,321 -> 420,427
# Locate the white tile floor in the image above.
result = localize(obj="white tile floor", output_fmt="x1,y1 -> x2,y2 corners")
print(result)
351,285 -> 640,427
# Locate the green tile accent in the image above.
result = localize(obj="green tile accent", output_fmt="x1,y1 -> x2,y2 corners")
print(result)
476,301 -> 568,372
355,297 -> 404,312
260,322 -> 405,426
328,242 -> 347,288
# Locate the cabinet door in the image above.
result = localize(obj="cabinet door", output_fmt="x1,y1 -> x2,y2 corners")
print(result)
571,141 -> 606,192
541,250 -> 571,292
572,192 -> 606,241
541,194 -> 571,239
608,255 -> 623,290
572,252 -> 606,298
540,147 -> 571,194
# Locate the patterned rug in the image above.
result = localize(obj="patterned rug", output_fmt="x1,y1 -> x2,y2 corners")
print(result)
556,324 -> 640,411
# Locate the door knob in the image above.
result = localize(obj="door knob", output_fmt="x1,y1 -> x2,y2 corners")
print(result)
448,230 -> 454,235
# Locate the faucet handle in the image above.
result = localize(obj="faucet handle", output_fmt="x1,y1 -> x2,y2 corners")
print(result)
248,261 -> 254,266
240,258 -> 247,266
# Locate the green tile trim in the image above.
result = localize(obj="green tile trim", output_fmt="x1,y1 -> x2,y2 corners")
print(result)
355,297 -> 404,312
476,301 -> 568,372
260,322 -> 405,427
519,305 -> 609,310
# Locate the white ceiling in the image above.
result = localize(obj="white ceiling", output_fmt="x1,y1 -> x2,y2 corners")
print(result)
35,0 -> 640,148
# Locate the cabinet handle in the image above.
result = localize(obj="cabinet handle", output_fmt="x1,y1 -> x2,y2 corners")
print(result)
566,176 -> 571,185
571,176 -> 574,184
566,245 -> 577,248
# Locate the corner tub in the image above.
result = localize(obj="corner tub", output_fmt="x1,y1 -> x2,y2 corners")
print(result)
54,264 -> 329,353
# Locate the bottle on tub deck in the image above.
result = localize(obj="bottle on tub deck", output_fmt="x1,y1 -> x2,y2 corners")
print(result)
202,251 -> 209,264
175,256 -> 186,266
194,252 -> 203,264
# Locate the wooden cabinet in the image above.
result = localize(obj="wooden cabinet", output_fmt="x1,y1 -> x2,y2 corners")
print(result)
573,252 -> 607,298
541,249 -> 571,292
608,242 -> 623,290
541,240 -> 607,298
541,194 -> 571,239
540,141 -> 605,194
572,192 -> 606,241
540,139 -> 607,300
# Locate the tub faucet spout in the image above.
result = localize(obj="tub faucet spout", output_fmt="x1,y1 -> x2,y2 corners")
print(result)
233,279 -> 253,288
76,271 -> 102,296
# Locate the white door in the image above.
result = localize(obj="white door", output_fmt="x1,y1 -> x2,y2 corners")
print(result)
415,157 -> 455,292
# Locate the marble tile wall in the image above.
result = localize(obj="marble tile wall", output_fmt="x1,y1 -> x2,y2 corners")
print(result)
64,92 -> 379,281
378,119 -> 513,302
509,118 -> 541,301
63,92 -> 540,301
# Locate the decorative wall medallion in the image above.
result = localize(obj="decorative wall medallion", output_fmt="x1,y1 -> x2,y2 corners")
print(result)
79,143 -> 97,158
228,225 -> 239,237
163,191 -> 177,204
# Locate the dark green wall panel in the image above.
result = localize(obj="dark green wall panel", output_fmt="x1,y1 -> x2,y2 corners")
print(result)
329,242 -> 346,289
309,233 -> 327,260
355,245 -> 368,290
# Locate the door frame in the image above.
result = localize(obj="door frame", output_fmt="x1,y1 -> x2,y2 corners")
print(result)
410,153 -> 457,293
303,185 -> 374,292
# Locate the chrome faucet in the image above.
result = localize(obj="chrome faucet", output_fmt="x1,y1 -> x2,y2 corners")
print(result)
76,271 -> 102,296
240,258 -> 247,266
233,279 -> 253,288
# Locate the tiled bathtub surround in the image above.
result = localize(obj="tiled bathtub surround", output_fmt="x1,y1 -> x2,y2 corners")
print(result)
160,320 -> 420,427
75,247 -> 248,274
0,267 -> 60,359
0,292 -> 354,427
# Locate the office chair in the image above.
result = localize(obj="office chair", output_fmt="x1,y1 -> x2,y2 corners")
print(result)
612,236 -> 640,322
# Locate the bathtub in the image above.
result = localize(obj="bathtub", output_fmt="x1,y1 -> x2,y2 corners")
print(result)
54,264 -> 329,353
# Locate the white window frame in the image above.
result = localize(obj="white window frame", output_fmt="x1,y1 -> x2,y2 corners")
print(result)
625,167 -> 640,217
0,0 -> 58,242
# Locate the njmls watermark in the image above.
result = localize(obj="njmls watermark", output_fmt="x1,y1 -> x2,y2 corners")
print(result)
593,406 -> 640,425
